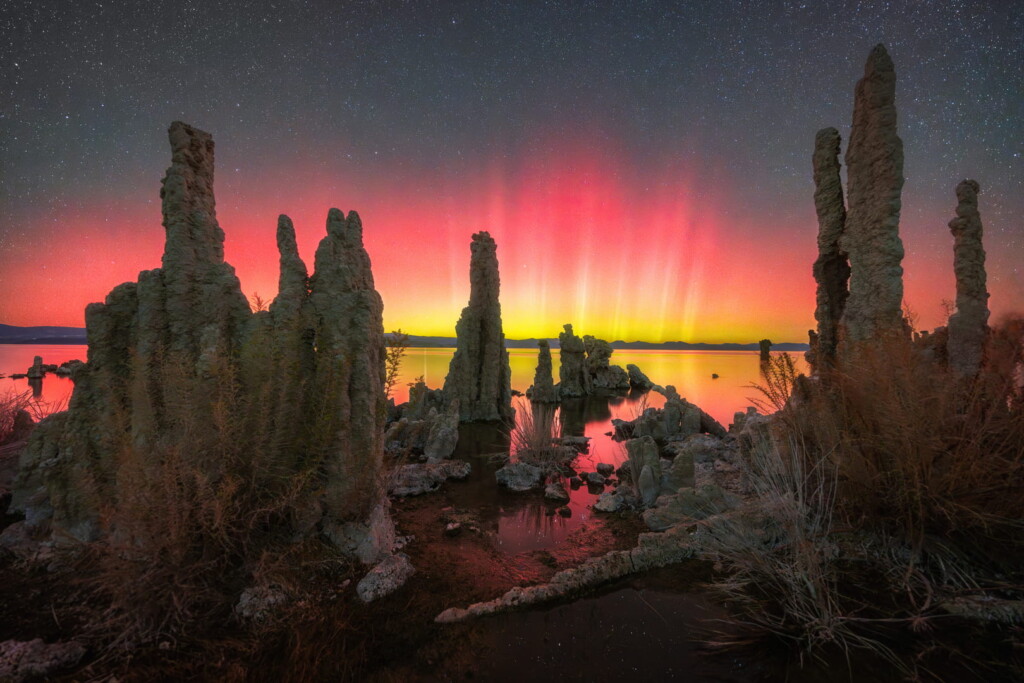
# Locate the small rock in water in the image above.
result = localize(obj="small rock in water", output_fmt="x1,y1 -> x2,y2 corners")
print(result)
495,461 -> 543,491
593,490 -> 625,513
544,482 -> 570,502
556,506 -> 572,518
444,522 -> 462,537
586,472 -> 606,486
711,373 -> 719,379
596,462 -> 615,477
568,476 -> 583,489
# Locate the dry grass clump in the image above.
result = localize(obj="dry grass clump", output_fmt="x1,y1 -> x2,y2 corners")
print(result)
507,398 -> 574,472
79,347 -> 360,652
709,319 -> 1024,672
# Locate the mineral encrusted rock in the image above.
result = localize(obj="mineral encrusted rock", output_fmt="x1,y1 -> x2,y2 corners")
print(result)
626,436 -> 661,507
388,460 -> 471,497
584,336 -> 630,391
356,552 -> 416,603
946,180 -> 990,377
25,357 -> 44,380
527,339 -> 559,403
626,364 -> 656,391
11,122 -> 391,561
0,639 -> 86,681
557,324 -> 591,397
424,400 -> 461,462
839,44 -> 907,351
495,461 -> 543,491
758,339 -> 772,363
443,232 -> 513,422
811,127 -> 851,369
435,524 -> 694,623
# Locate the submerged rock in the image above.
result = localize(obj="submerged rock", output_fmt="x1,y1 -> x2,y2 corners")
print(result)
442,232 -> 514,423
839,44 -> 907,352
946,180 -> 989,378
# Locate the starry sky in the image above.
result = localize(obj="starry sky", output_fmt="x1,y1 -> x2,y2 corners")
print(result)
1,0 -> 1021,343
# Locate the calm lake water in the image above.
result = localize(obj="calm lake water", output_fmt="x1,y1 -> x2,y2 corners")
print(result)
2,344 -> 784,426
0,343 -> 789,553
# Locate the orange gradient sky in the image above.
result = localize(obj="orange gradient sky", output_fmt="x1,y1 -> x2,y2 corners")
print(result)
0,134 -> 1020,343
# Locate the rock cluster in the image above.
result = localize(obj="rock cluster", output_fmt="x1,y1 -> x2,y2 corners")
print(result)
8,122 -> 392,567
946,180 -> 990,377
583,335 -> 630,391
442,232 -> 513,422
837,44 -> 907,352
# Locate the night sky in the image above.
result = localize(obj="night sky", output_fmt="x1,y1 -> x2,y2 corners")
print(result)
1,0 -> 1021,342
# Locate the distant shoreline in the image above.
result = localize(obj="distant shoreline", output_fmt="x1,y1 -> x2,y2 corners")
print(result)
0,324 -> 809,352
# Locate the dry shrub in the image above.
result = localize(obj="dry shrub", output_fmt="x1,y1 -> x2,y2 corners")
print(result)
82,343 -> 356,650
710,320 -> 1024,669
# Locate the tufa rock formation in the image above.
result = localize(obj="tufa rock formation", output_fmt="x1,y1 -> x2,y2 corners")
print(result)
946,180 -> 990,377
442,232 -> 514,423
811,127 -> 850,369
9,122 -> 390,563
758,339 -> 772,363
583,336 -> 630,391
838,44 -> 907,352
557,324 -> 591,397
527,339 -> 559,403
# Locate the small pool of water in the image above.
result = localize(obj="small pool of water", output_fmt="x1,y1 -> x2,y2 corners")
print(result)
444,393 -> 666,554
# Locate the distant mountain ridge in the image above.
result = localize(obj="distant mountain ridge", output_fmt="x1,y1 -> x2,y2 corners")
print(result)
0,325 -> 808,351
0,324 -> 88,344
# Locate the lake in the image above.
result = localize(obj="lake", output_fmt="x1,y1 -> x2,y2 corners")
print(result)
2,344 -> 785,427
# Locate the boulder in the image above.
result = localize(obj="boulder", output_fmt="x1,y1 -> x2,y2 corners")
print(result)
495,461 -> 543,491
388,460 -> 472,497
